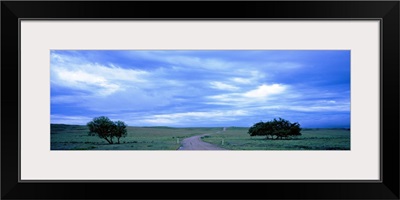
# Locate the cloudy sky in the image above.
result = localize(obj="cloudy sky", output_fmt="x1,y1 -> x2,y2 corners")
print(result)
50,50 -> 350,128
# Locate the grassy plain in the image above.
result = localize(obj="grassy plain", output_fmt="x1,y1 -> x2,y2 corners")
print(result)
202,127 -> 350,150
51,124 -> 350,150
51,124 -> 220,150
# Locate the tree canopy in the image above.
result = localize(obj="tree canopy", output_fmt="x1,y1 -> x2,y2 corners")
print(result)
87,116 -> 128,144
113,120 -> 128,144
248,118 -> 301,139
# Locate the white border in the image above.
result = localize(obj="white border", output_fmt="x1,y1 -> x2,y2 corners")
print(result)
20,21 -> 380,180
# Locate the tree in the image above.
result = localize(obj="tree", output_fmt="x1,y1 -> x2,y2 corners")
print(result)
248,118 -> 301,140
113,121 -> 127,144
87,116 -> 128,144
248,121 -> 265,137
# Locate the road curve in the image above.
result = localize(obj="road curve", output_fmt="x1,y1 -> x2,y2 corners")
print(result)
178,134 -> 226,150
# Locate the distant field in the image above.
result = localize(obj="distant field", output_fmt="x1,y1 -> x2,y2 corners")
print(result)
51,124 -> 219,150
202,127 -> 350,150
51,124 -> 350,150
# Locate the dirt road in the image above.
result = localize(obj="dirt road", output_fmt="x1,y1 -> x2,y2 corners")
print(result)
178,134 -> 226,150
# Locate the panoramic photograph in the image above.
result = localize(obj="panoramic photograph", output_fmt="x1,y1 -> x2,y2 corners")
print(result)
50,50 -> 350,150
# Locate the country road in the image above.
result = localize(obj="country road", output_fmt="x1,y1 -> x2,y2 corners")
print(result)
178,134 -> 226,150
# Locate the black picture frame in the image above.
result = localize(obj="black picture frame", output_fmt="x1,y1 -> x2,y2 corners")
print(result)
2,1 -> 399,199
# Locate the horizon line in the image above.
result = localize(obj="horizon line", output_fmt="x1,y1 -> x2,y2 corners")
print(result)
50,123 -> 350,129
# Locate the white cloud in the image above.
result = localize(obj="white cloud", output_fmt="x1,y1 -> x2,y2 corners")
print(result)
258,101 -> 350,112
206,83 -> 287,106
51,114 -> 93,125
129,52 -> 236,71
209,81 -> 239,91
128,51 -> 304,72
263,62 -> 303,69
231,77 -> 251,84
286,105 -> 349,112
51,53 -> 66,63
243,84 -> 286,98
136,110 -> 249,125
229,70 -> 267,85
51,52 -> 185,113
78,87 -> 174,112
54,68 -> 121,96
51,53 -> 150,96
51,95 -> 87,104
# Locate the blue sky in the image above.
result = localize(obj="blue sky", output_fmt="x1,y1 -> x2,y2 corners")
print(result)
50,50 -> 350,128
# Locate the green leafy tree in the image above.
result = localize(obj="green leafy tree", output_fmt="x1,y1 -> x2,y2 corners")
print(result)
248,121 -> 265,136
289,122 -> 302,137
87,116 -> 128,144
248,118 -> 301,140
113,121 -> 128,144
248,121 -> 274,139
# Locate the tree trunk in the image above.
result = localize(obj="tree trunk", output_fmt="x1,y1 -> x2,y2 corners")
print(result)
104,137 -> 112,144
117,137 -> 120,144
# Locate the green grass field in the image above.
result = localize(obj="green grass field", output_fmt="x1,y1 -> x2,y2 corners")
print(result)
202,127 -> 350,150
51,124 -> 219,150
51,124 -> 350,150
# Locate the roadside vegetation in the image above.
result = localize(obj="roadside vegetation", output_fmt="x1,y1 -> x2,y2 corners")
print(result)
202,127 -> 350,150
